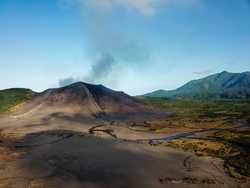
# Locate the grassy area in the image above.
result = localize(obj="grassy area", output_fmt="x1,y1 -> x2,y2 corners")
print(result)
138,97 -> 250,120
215,130 -> 250,146
0,88 -> 34,113
137,97 -> 250,134
138,97 -> 250,177
214,130 -> 250,177
167,139 -> 233,157
227,154 -> 250,177
165,129 -> 250,177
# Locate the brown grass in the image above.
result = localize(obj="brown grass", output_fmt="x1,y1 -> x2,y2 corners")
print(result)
166,139 -> 233,157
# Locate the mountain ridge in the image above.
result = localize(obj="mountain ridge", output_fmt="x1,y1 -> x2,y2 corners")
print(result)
144,71 -> 250,99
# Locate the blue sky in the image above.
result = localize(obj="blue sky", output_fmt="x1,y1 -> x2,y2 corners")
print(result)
0,0 -> 250,95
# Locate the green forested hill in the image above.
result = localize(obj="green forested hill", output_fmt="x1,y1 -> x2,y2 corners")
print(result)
144,71 -> 250,100
0,88 -> 34,112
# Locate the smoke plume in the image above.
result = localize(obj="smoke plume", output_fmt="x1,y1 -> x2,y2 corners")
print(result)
86,53 -> 115,83
59,0 -> 201,87
59,0 -> 153,87
59,77 -> 76,87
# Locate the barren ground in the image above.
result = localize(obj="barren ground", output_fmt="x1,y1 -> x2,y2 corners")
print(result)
0,107 -> 249,188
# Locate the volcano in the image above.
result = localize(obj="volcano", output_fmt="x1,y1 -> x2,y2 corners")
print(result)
14,82 -> 155,121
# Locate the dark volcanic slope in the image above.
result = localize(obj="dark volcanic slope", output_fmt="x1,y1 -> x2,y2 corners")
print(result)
17,82 -> 146,117
84,83 -> 144,112
145,71 -> 250,99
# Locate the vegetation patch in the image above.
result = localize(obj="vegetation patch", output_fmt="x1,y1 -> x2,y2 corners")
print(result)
214,130 -> 250,177
215,130 -> 250,145
138,97 -> 250,119
138,97 -> 245,133
138,98 -> 250,177
0,88 -> 34,113
166,130 -> 250,177
226,154 -> 250,177
166,139 -> 233,157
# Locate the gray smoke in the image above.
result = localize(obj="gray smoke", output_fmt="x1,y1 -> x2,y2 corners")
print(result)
59,54 -> 116,87
59,0 -> 204,87
58,0 -> 152,87
81,6 -> 151,83
59,77 -> 78,87
86,53 -> 115,83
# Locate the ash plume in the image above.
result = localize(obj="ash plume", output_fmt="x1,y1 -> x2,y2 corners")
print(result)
59,0 -> 201,87
59,0 -> 153,87
59,77 -> 76,87
86,53 -> 116,83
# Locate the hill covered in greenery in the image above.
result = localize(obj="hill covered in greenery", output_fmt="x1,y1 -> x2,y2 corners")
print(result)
145,71 -> 250,100
0,88 -> 34,112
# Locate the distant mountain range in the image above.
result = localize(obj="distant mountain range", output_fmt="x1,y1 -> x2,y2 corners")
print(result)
144,71 -> 250,100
